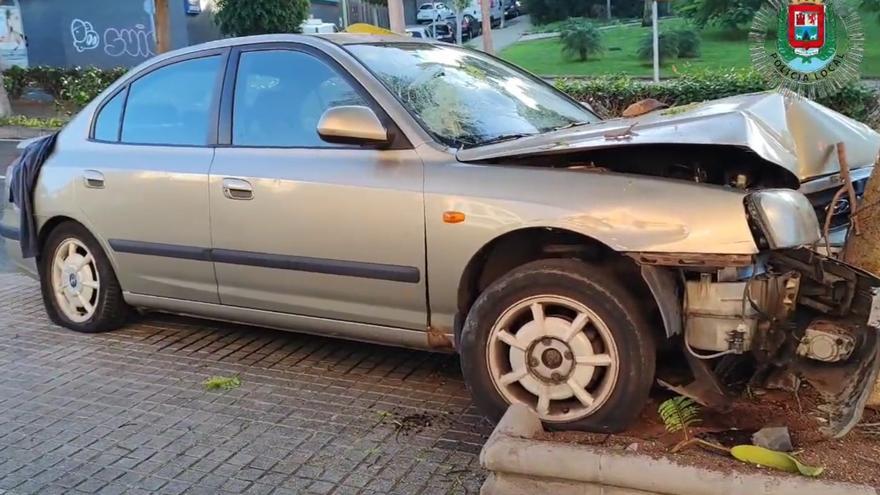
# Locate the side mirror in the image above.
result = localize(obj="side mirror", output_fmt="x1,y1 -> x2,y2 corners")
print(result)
317,106 -> 389,146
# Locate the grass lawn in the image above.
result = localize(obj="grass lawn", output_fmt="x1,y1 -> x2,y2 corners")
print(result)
501,16 -> 880,77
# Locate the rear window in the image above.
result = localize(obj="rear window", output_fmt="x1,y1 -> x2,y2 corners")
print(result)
419,3 -> 433,8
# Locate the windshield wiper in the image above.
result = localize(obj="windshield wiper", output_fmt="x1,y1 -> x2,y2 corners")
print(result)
552,121 -> 590,131
467,132 -> 537,148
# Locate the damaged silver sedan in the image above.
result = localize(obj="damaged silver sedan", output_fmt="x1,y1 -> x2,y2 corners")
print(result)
2,34 -> 879,437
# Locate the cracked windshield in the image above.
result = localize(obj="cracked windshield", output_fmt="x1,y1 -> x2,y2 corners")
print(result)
348,43 -> 599,147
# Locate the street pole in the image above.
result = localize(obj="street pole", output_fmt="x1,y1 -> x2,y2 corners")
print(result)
154,0 -> 171,54
341,0 -> 349,28
388,0 -> 406,33
652,0 -> 659,83
481,0 -> 494,54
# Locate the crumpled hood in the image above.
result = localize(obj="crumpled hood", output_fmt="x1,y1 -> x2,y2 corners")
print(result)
456,91 -> 880,182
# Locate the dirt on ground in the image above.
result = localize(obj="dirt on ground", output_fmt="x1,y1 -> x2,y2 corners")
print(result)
538,388 -> 880,488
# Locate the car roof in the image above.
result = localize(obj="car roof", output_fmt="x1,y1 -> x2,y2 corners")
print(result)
313,33 -> 435,45
134,33 -> 435,67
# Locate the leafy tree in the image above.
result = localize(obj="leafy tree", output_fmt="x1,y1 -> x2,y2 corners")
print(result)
673,0 -> 762,30
559,19 -> 603,61
214,0 -> 311,36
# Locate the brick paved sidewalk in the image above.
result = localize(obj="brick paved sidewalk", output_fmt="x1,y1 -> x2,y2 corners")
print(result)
0,273 -> 490,494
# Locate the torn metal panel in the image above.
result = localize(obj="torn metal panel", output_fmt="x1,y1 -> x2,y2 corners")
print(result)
640,265 -> 682,338
457,92 -> 880,183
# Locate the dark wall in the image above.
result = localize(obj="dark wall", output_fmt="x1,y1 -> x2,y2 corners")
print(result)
311,1 -> 341,26
20,0 -> 192,68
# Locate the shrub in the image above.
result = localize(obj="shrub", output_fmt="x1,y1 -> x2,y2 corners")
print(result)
636,31 -> 679,64
673,27 -> 701,58
1,66 -> 126,107
214,0 -> 311,36
59,67 -> 127,107
554,69 -> 880,127
559,19 -> 603,61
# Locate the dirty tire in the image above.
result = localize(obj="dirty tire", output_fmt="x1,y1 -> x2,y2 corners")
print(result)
39,221 -> 129,333
460,258 -> 656,432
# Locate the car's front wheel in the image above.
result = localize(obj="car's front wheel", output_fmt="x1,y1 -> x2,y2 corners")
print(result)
39,222 -> 129,333
460,258 -> 656,432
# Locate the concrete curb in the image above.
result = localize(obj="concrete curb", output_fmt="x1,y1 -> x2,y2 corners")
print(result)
479,405 -> 877,495
0,126 -> 54,140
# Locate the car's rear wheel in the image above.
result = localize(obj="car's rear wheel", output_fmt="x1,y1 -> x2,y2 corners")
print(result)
39,222 -> 129,333
460,258 -> 655,432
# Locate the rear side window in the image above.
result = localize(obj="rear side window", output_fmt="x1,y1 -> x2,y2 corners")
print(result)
93,88 -> 126,142
232,50 -> 368,148
121,56 -> 221,146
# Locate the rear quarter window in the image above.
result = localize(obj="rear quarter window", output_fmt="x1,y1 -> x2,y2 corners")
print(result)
93,88 -> 127,142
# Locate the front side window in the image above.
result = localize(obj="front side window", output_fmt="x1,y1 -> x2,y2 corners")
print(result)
121,55 -> 221,146
93,88 -> 127,142
232,49 -> 368,147
347,43 -> 599,148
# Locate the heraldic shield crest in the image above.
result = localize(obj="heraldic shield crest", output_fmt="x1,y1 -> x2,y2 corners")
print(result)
789,1 -> 825,53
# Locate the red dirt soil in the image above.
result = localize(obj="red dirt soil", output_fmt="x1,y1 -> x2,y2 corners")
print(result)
538,389 -> 880,488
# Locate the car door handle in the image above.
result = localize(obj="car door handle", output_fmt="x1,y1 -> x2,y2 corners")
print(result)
222,178 -> 254,200
83,169 -> 105,189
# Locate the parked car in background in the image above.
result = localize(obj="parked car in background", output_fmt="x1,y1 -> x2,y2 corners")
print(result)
406,23 -> 455,43
417,2 -> 452,23
299,17 -> 339,34
4,34 -> 880,438
503,0 -> 520,19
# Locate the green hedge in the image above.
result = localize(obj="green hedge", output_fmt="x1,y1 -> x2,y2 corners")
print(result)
555,69 -> 880,126
3,65 -> 127,107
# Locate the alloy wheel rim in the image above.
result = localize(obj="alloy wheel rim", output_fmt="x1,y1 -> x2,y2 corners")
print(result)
486,295 -> 620,423
51,238 -> 100,323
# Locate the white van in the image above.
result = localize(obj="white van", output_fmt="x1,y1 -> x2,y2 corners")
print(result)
299,18 -> 339,34
457,0 -> 503,28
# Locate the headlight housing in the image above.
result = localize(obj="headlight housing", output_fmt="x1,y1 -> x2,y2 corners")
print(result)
746,189 -> 820,250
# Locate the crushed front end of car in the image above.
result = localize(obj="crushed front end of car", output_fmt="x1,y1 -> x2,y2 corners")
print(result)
633,188 -> 880,438
458,91 -> 880,437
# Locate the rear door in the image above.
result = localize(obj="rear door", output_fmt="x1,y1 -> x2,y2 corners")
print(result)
74,49 -> 226,303
208,43 -> 427,330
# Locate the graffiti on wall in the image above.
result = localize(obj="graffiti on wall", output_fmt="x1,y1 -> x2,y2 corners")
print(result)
0,0 -> 28,67
69,0 -> 156,59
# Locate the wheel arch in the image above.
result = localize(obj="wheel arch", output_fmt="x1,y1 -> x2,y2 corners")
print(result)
454,226 -> 669,346
37,215 -> 122,279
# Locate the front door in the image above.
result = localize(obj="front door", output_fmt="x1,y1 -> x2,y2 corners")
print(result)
209,44 -> 427,330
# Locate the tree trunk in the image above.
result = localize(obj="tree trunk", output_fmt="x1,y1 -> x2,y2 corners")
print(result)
0,75 -> 12,119
481,0 -> 494,54
843,156 -> 880,407
0,55 -> 12,119
388,0 -> 406,33
642,0 -> 651,26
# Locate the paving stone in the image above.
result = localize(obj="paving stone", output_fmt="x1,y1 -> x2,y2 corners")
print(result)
0,272 -> 490,493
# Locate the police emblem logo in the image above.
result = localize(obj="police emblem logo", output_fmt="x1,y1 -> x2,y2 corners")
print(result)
750,0 -> 863,97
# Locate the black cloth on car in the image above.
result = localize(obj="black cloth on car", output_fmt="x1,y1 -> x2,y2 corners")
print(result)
7,132 -> 59,258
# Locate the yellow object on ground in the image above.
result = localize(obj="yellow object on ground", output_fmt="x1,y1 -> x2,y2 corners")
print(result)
345,23 -> 398,35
